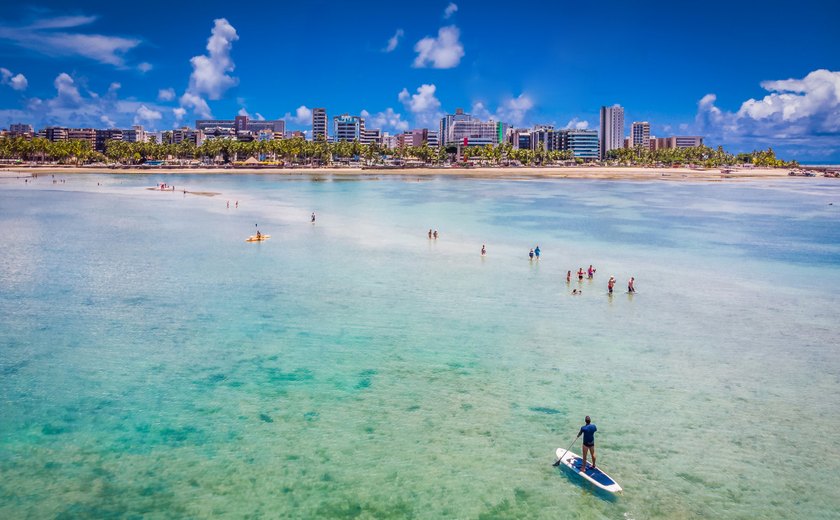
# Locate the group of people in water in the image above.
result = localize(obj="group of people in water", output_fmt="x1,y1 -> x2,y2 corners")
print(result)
427,229 -> 439,239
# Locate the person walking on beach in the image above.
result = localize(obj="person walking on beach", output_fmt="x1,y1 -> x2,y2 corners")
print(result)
608,276 -> 615,295
628,277 -> 635,293
578,416 -> 597,470
481,244 -> 486,256
588,265 -> 595,279
534,245 -> 541,259
529,249 -> 535,260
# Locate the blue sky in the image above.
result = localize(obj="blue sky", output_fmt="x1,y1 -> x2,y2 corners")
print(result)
1,1 -> 839,161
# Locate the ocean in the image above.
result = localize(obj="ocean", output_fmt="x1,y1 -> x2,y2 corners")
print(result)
1,172 -> 839,518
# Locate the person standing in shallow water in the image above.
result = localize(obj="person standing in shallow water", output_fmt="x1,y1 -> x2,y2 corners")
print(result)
529,249 -> 534,260
578,416 -> 597,470
481,244 -> 486,256
566,270 -> 571,283
534,245 -> 541,258
628,277 -> 635,293
608,276 -> 615,295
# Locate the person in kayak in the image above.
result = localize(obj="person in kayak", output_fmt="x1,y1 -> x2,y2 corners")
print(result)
578,416 -> 597,470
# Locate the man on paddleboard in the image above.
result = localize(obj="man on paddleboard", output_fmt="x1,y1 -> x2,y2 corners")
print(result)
578,416 -> 597,470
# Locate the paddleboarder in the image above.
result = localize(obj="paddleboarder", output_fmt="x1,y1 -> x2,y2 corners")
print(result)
578,416 -> 597,470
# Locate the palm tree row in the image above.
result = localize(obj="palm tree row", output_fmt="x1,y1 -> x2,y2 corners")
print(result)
606,145 -> 797,168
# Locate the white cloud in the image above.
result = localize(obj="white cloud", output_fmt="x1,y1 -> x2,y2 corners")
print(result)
158,88 -> 175,101
384,29 -> 404,52
564,117 -> 589,130
1,67 -> 28,91
413,25 -> 464,69
237,107 -> 250,117
187,18 -> 239,100
254,112 -> 265,121
495,94 -> 534,126
173,107 -> 187,121
176,19 -> 240,121
137,62 -> 152,73
283,105 -> 312,125
694,69 -> 840,157
399,84 -> 442,126
0,71 -> 170,131
362,107 -> 409,132
135,105 -> 162,125
444,3 -> 459,18
179,91 -> 211,119
0,15 -> 141,67
470,101 -> 491,120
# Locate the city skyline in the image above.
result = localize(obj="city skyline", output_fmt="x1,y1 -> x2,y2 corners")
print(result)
0,1 -> 839,161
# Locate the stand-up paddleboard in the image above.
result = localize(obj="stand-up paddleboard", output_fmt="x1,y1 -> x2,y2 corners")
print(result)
245,234 -> 271,242
555,448 -> 622,493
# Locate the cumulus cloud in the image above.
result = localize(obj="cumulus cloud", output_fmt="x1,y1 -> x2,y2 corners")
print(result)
399,84 -> 443,126
158,88 -> 175,101
187,18 -> 239,99
137,62 -> 152,73
134,105 -> 162,125
1,67 -> 27,91
177,18 -> 239,120
495,94 -> 534,126
384,29 -> 404,52
695,69 -> 840,158
237,107 -> 250,117
413,25 -> 464,69
0,15 -> 141,67
444,3 -> 458,18
283,105 -> 312,125
361,107 -> 409,132
564,117 -> 590,130
173,107 -> 187,122
470,101 -> 491,120
179,91 -> 211,119
0,71 -> 170,131
254,113 -> 265,121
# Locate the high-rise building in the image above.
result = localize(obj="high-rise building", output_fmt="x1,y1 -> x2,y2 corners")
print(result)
312,108 -> 328,141
361,128 -> 382,145
440,109 -> 500,147
123,125 -> 147,143
235,115 -> 248,133
67,128 -> 96,148
42,127 -> 68,142
631,121 -> 650,149
651,136 -> 704,150
333,114 -> 363,142
599,105 -> 624,159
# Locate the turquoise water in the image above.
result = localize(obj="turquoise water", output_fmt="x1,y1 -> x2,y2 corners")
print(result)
1,173 -> 839,519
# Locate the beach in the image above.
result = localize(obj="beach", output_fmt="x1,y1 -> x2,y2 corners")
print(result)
1,172 -> 839,518
0,164 -> 794,182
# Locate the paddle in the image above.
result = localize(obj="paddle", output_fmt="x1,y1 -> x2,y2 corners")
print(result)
553,434 -> 579,467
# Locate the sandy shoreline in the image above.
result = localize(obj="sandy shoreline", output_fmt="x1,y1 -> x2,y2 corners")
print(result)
0,164 -> 800,182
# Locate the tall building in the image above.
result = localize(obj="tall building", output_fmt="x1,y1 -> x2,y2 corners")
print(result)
440,109 -> 500,147
123,125 -> 146,143
95,129 -> 124,152
599,105 -> 624,159
631,121 -> 650,149
312,108 -> 328,141
333,114 -> 363,142
361,128 -> 382,145
67,128 -> 96,148
43,127 -> 69,142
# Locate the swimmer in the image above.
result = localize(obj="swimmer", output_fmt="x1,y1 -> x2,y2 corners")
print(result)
566,270 -> 571,283
628,277 -> 635,293
572,289 -> 580,295
481,244 -> 486,256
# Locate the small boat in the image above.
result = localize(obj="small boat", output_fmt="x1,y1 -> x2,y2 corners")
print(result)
245,234 -> 271,242
555,447 -> 622,493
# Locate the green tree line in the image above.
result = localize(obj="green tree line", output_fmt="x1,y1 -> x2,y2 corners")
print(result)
606,145 -> 797,168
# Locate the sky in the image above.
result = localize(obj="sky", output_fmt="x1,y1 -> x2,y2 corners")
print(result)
0,0 -> 839,162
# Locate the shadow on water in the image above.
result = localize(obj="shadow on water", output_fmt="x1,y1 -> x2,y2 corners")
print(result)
554,463 -> 620,503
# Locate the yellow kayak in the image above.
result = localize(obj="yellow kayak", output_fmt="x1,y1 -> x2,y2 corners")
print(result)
245,234 -> 271,242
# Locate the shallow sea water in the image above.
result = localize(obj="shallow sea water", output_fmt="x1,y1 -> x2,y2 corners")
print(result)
1,173 -> 839,519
